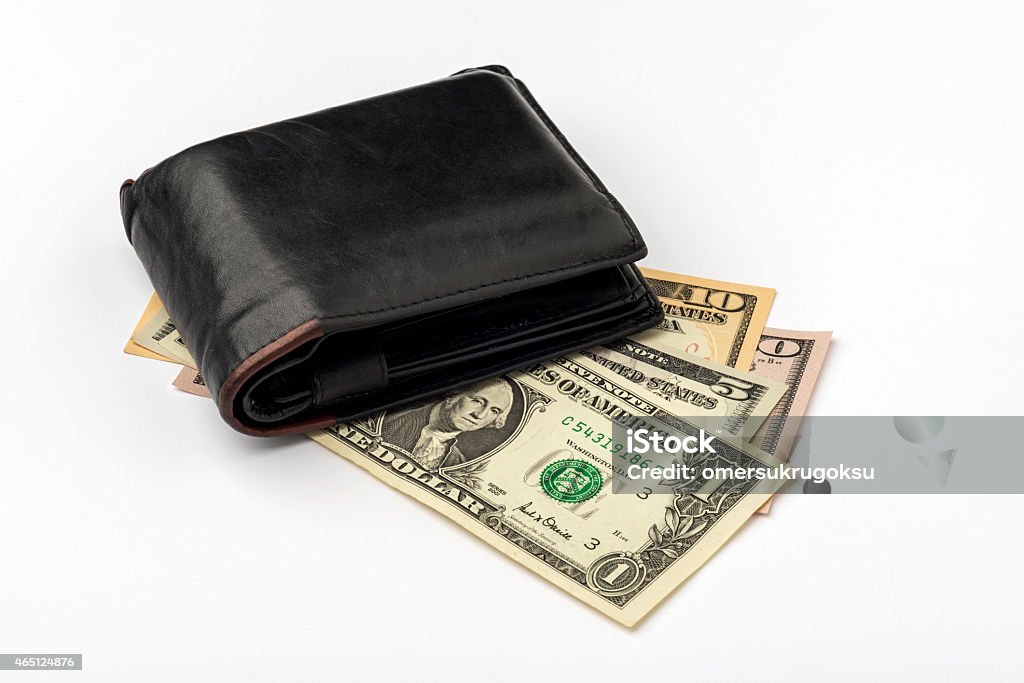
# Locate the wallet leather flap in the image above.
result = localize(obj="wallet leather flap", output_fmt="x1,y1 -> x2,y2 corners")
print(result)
120,65 -> 656,435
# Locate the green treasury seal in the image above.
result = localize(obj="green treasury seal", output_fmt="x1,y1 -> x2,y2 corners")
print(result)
540,459 -> 604,503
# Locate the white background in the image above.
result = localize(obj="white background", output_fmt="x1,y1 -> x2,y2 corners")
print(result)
3,2 -> 1023,681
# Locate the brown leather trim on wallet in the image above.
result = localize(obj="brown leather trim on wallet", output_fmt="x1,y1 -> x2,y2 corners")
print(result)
218,319 -> 333,436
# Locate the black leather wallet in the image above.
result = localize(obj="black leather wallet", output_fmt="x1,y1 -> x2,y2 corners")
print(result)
120,65 -> 663,435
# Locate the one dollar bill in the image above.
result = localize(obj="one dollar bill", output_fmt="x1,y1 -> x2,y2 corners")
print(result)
172,359 -> 784,625
312,355 -> 785,626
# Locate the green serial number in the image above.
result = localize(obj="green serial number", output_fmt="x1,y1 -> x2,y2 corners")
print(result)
560,416 -> 651,466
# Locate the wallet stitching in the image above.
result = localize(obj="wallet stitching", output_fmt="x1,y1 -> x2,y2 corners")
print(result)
316,245 -> 639,321
322,295 -> 662,407
386,281 -> 648,365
